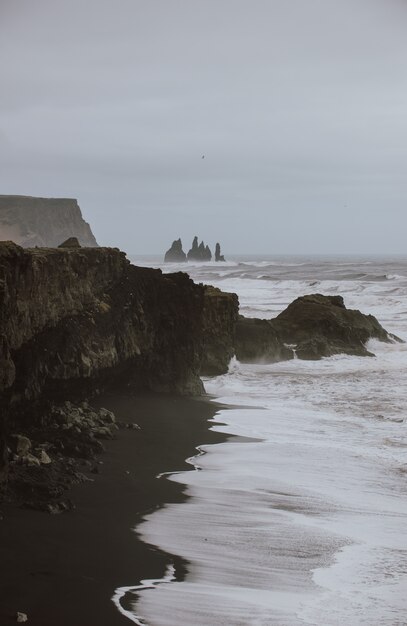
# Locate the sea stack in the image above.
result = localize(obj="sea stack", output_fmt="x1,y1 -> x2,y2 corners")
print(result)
215,243 -> 225,262
187,236 -> 212,261
164,238 -> 187,262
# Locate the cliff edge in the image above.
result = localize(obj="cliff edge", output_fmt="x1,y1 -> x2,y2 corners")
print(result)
0,242 -> 238,486
0,195 -> 98,247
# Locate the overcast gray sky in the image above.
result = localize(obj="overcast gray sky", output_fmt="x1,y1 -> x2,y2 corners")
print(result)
1,0 -> 407,254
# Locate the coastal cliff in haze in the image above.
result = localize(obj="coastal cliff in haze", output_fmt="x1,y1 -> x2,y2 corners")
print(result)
0,195 -> 98,248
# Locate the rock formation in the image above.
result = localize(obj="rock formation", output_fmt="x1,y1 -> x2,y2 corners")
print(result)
5,401 -> 118,511
236,294 -> 401,362
0,195 -> 98,247
164,238 -> 187,262
200,286 -> 239,375
235,316 -> 293,363
59,237 -> 81,248
187,236 -> 212,261
273,294 -> 401,359
165,237 -> 223,262
215,243 -> 225,262
0,242 -> 238,491
0,238 -> 400,508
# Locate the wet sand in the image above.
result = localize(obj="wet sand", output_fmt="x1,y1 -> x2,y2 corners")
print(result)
0,393 -> 228,626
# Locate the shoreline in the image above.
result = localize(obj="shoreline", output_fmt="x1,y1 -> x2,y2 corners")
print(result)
0,392 -> 231,625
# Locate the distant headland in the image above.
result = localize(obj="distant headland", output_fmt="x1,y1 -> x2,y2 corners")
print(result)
164,236 -> 226,262
0,194 -> 98,248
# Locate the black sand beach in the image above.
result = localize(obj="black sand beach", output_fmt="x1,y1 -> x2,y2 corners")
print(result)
0,393 -> 228,626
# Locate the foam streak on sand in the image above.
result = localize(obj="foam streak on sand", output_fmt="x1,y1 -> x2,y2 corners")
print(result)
112,564 -> 176,625
126,255 -> 407,625
156,445 -> 206,479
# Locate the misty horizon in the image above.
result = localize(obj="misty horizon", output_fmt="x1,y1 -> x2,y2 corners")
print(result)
1,0 -> 407,254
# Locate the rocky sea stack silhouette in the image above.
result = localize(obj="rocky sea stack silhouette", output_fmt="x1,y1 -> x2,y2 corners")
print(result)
187,236 -> 212,261
215,243 -> 225,262
164,236 -> 226,262
164,238 -> 187,262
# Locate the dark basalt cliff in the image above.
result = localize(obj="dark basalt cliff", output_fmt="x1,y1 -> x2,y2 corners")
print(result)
235,316 -> 293,363
0,242 -> 238,484
200,286 -> 239,375
0,195 -> 98,248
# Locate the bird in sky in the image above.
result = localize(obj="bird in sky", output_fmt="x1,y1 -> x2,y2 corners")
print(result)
201,155 -> 205,159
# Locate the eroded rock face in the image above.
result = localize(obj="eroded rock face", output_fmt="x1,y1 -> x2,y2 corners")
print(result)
0,243 -> 206,406
235,316 -> 293,363
0,242 -> 240,484
200,286 -> 239,375
187,236 -> 212,261
271,294 -> 399,359
0,195 -> 98,248
215,243 -> 225,262
236,294 -> 400,363
164,238 -> 187,262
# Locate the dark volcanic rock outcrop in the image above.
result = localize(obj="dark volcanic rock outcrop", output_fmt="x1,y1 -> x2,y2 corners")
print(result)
236,294 -> 400,363
235,316 -> 293,363
200,286 -> 239,375
0,242 -> 204,407
164,238 -> 187,262
187,236 -> 212,261
0,195 -> 98,248
0,242 -> 239,487
215,243 -> 226,262
272,294 -> 399,359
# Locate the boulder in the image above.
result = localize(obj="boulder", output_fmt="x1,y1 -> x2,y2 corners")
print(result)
235,294 -> 401,363
270,294 -> 400,359
38,450 -> 52,465
10,434 -> 32,457
164,238 -> 187,262
58,237 -> 81,248
16,612 -> 28,623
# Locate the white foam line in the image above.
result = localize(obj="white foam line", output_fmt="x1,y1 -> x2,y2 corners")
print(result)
156,445 -> 206,479
112,564 -> 176,625
112,445 -> 207,622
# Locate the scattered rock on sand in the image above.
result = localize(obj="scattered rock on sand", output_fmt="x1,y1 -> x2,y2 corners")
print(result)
10,435 -> 31,457
4,402 -> 118,512
38,450 -> 52,465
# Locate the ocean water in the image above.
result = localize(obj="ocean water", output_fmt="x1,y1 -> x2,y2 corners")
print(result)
117,255 -> 407,626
